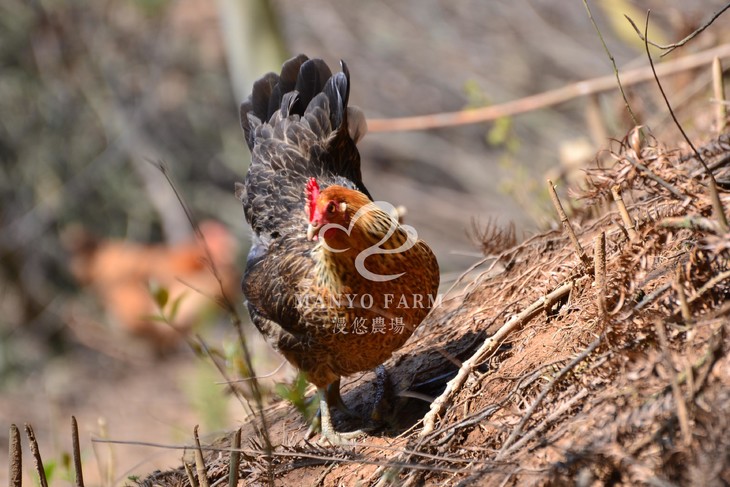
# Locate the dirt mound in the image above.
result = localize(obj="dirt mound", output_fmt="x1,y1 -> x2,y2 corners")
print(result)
137,131 -> 730,486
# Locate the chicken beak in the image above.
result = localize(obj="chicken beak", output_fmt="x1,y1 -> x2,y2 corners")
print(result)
306,222 -> 320,241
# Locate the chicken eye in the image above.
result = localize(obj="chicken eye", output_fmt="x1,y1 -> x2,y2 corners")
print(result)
326,201 -> 337,214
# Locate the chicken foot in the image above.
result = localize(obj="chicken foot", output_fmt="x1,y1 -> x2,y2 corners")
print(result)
306,368 -> 389,445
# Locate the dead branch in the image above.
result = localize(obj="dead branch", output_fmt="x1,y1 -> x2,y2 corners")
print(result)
496,335 -> 602,458
625,3 -> 730,57
594,231 -> 607,317
193,425 -> 210,487
640,11 -> 729,233
623,155 -> 686,200
229,428 -> 242,487
25,424 -> 49,487
654,321 -> 692,446
185,462 -> 199,487
420,275 -> 591,437
582,0 -> 638,125
611,185 -> 639,242
688,269 -> 730,304
548,179 -> 591,267
499,388 -> 589,458
713,57 -> 728,131
71,416 -> 85,487
674,265 -> 692,323
9,424 -> 21,487
367,44 -> 730,132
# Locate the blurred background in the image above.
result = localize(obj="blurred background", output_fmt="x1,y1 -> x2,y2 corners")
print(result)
1,0 -> 727,483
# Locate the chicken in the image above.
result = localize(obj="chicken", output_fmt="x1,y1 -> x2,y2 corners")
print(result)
67,220 -> 238,354
237,54 -> 440,443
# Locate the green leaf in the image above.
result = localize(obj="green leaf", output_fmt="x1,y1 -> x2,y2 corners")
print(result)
168,292 -> 187,321
487,116 -> 513,147
153,286 -> 169,309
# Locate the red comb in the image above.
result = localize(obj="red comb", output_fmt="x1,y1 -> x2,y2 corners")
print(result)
305,177 -> 320,221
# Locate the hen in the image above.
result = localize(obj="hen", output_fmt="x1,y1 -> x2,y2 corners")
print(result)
68,221 -> 238,354
237,55 -> 439,443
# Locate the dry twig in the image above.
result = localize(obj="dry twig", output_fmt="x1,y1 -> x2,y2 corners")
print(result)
654,321 -> 692,446
229,428 -> 242,487
625,3 -> 730,56
193,425 -> 210,487
713,56 -> 728,131
687,269 -> 730,304
611,185 -> 639,242
640,11 -> 729,232
420,275 -> 591,437
25,424 -> 49,487
594,231 -> 607,317
9,424 -> 21,487
548,179 -> 591,267
496,335 -> 602,458
499,388 -> 589,458
582,0 -> 638,125
71,416 -> 85,487
623,155 -> 686,200
367,44 -> 730,132
185,462 -> 199,487
674,265 -> 692,322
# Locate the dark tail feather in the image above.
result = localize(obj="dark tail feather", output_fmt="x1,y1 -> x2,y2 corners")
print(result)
268,54 -> 308,117
240,72 -> 276,150
295,59 -> 333,114
241,55 -> 356,151
240,54 -> 310,150
240,55 -> 368,198
323,65 -> 349,131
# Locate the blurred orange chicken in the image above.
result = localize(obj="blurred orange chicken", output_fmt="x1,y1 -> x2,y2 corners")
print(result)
68,221 -> 238,354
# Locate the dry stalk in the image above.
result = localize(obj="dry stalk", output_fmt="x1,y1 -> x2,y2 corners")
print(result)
626,3 -> 730,56
548,179 -> 591,267
640,11 -> 729,233
582,0 -> 639,125
594,231 -> 607,317
9,424 -> 21,487
674,265 -> 692,322
229,428 -> 242,487
654,321 -> 692,446
713,57 -> 728,131
184,461 -> 199,487
687,269 -> 730,304
91,418 -> 114,487
611,185 -> 639,242
25,424 -> 49,487
367,44 -> 730,132
71,416 -> 85,487
193,425 -> 210,487
499,388 -> 589,458
420,275 -> 591,437
659,216 -> 721,233
155,161 -> 274,465
496,335 -> 602,459
623,155 -> 686,200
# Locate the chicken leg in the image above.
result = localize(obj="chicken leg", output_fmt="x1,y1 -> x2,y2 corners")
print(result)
317,384 -> 367,445
309,368 -> 390,444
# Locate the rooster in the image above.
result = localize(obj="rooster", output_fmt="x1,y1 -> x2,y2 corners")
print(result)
237,55 -> 439,443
